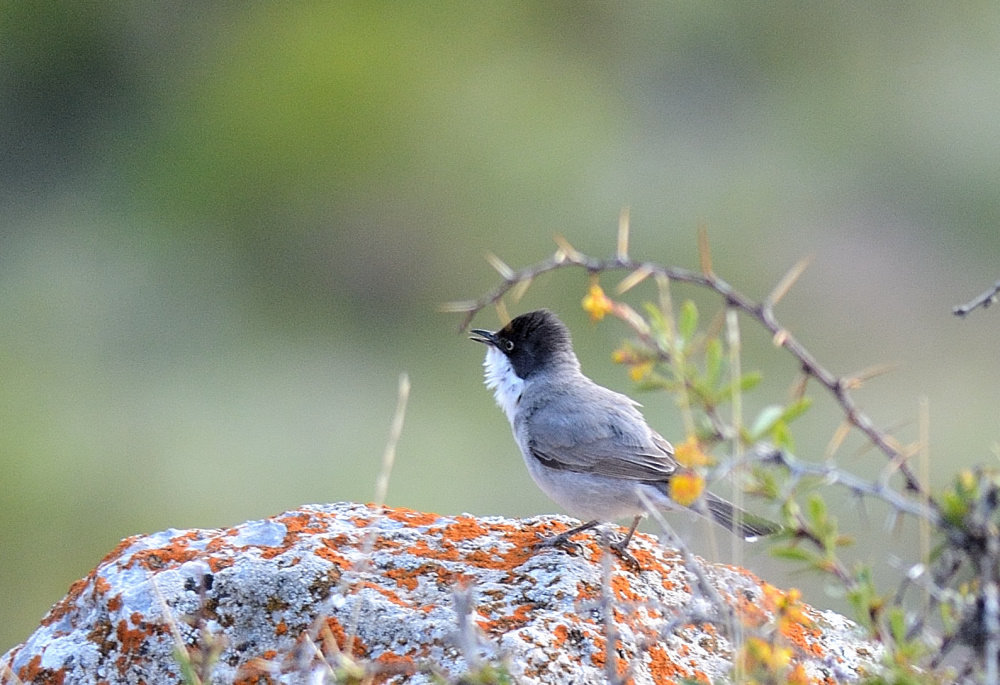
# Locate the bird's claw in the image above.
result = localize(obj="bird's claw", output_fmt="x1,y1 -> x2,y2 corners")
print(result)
534,531 -> 585,556
608,538 -> 641,572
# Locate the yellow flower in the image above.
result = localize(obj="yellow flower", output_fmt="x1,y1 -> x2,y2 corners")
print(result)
668,471 -> 705,507
741,638 -> 792,674
628,361 -> 654,382
581,283 -> 614,321
673,436 -> 712,468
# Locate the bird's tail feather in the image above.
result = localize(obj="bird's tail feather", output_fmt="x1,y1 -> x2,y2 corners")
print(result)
701,491 -> 781,541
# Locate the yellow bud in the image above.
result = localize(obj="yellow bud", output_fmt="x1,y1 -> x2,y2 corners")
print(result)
669,471 -> 705,507
674,436 -> 712,468
628,361 -> 654,382
581,283 -> 614,322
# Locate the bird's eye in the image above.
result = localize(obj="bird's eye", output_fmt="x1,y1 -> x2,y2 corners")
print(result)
503,340 -> 514,352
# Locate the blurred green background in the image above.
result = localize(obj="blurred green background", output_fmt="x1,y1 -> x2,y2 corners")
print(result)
3,1 -> 1000,651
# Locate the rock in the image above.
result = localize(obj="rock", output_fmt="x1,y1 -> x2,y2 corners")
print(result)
1,502 -> 880,684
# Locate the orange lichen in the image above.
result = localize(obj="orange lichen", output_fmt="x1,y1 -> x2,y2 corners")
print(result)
441,517 -> 487,542
553,624 -> 570,649
315,541 -> 352,569
477,603 -> 534,635
19,653 -> 68,685
116,613 -> 155,655
382,507 -> 439,527
98,536 -> 141,566
322,617 -> 369,658
782,621 -> 826,658
126,533 -> 201,571
41,573 -> 93,626
611,574 -> 641,603
206,557 -> 235,573
648,642 -> 696,684
93,576 -> 111,597
374,651 -> 418,680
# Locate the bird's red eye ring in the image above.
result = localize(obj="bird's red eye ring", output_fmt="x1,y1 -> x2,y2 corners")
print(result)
503,340 -> 514,352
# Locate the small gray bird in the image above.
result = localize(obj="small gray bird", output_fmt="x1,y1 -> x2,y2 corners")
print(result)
470,309 -> 779,557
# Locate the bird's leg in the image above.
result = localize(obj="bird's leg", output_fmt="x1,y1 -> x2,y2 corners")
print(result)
607,515 -> 642,571
535,519 -> 601,554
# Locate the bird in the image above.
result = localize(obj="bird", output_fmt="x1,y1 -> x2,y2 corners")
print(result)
470,308 -> 779,559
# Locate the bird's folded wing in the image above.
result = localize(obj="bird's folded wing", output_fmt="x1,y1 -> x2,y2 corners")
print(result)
529,434 -> 676,481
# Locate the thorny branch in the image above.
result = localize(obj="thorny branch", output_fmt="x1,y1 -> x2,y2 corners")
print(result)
447,234 -> 1000,682
953,279 -> 1000,317
449,244 -> 932,507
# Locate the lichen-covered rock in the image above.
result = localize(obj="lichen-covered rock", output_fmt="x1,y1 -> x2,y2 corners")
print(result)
1,502 -> 880,684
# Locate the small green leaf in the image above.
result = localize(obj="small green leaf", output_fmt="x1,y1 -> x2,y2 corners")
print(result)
770,546 -> 816,563
738,371 -> 762,391
704,337 -> 723,387
678,299 -> 699,343
749,405 -> 784,439
780,397 -> 813,422
642,302 -> 668,339
806,494 -> 827,524
772,420 -> 794,450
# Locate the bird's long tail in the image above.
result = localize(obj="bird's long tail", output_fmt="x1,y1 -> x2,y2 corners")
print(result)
701,491 -> 781,541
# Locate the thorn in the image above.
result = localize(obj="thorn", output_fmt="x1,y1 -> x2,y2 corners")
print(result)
767,254 -> 814,306
553,234 -> 583,262
616,265 -> 653,294
697,222 -> 713,276
617,207 -> 630,262
788,371 -> 809,402
824,420 -> 852,461
438,300 -> 478,313
484,252 -> 515,281
842,362 -> 899,390
510,277 -> 533,303
495,300 -> 512,327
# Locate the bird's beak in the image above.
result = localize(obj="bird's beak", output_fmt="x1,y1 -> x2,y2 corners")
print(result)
469,329 -> 498,347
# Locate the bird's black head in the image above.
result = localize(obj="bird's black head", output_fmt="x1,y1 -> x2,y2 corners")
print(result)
470,309 -> 578,379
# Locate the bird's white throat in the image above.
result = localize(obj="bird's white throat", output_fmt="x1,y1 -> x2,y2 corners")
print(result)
482,345 -> 523,424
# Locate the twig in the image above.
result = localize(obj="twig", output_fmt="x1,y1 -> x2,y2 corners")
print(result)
1,660 -> 26,685
598,545 -> 629,685
345,373 -> 411,655
738,444 -> 939,525
447,245 -> 932,505
635,489 -> 737,627
953,279 -> 1000,317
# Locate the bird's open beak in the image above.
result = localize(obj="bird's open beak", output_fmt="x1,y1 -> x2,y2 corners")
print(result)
469,329 -> 498,347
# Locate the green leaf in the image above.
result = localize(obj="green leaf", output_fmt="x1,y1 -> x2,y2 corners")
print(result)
770,546 -> 816,563
678,299 -> 699,344
642,302 -> 668,340
749,405 -> 784,440
806,494 -> 827,524
738,371 -> 762,391
704,337 -> 723,387
772,421 -> 794,450
888,607 -> 908,642
780,397 -> 813,422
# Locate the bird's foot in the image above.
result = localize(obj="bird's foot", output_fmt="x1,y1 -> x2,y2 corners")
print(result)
533,519 -> 602,556
533,529 -> 586,556
608,536 -> 641,573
